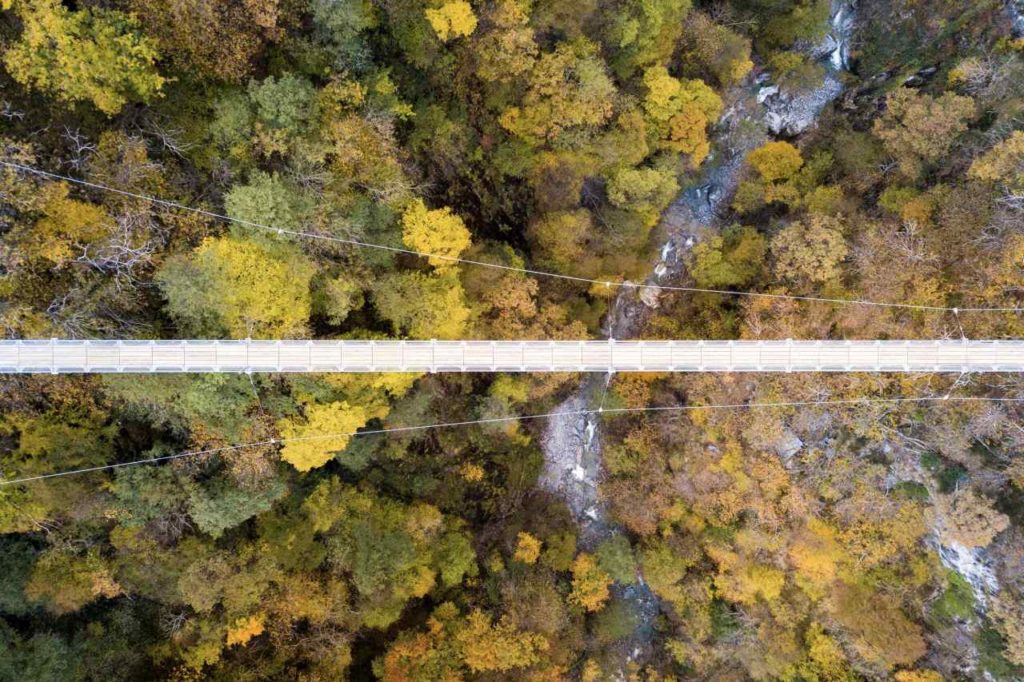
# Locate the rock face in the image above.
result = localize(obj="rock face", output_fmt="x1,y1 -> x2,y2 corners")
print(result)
774,430 -> 804,460
639,283 -> 661,309
1011,0 -> 1024,37
937,541 -> 1000,606
812,0 -> 857,69
761,76 -> 844,136
538,391 -> 608,545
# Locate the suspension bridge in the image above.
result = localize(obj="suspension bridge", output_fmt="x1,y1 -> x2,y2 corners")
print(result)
1,338 -> 1021,374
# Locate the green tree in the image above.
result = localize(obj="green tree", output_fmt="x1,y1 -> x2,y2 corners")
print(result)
187,476 -> 286,537
314,271 -> 365,325
688,225 -> 767,288
224,172 -> 315,233
312,0 -> 377,58
248,73 -> 319,134
306,478 -> 476,627
373,271 -> 470,339
3,0 -> 164,115
596,534 -> 637,585
601,0 -> 693,79
607,166 -> 679,224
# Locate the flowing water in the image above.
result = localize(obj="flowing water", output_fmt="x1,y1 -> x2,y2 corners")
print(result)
538,1 -> 859,666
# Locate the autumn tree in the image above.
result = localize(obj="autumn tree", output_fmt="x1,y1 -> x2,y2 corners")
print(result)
527,210 -> 592,272
969,130 -> 1024,206
2,0 -> 164,114
678,12 -> 753,86
401,199 -> 472,273
500,39 -> 616,147
895,671 -> 943,682
472,0 -> 537,83
373,271 -> 470,339
128,0 -> 285,81
770,214 -> 848,284
733,141 -> 805,212
278,402 -> 371,472
641,66 -> 722,166
873,88 -> 975,178
569,553 -> 612,612
155,235 -> 315,338
457,609 -> 549,672
378,602 -> 548,677
3,181 -> 109,268
990,589 -> 1024,666
934,488 -> 1010,548
425,1 -> 478,41
513,532 -> 542,564
749,141 -> 804,183
24,548 -> 122,615
787,518 -> 843,599
828,582 -> 927,670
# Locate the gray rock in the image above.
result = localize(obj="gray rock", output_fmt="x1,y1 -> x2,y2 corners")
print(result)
1009,0 -> 1024,37
775,430 -> 804,460
639,284 -> 661,309
762,76 -> 844,136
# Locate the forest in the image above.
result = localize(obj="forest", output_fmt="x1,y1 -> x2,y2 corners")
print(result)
3,0 -> 1024,679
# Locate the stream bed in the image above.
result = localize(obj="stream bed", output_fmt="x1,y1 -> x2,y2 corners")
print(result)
538,0 -> 859,668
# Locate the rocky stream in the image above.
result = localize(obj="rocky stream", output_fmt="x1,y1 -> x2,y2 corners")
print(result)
537,0 -> 860,669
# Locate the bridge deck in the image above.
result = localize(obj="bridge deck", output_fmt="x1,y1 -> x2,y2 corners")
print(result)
0,339 -> 1019,374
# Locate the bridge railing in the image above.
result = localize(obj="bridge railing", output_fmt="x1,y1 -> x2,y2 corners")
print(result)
0,339 -> 1021,374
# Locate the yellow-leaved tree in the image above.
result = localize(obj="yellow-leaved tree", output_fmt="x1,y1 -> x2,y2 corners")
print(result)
225,614 -> 266,647
513,532 -> 542,564
401,199 -> 472,273
455,610 -> 549,672
425,1 -> 478,42
156,236 -> 315,338
7,181 -> 110,267
569,553 -> 612,612
748,141 -> 804,183
278,401 -> 370,472
641,66 -> 722,165
2,0 -> 164,115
